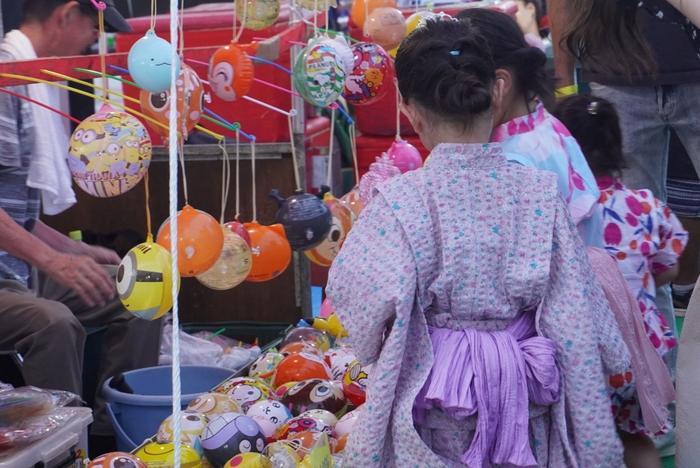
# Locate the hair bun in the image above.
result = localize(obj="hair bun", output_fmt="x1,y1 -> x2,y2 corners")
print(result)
436,71 -> 492,117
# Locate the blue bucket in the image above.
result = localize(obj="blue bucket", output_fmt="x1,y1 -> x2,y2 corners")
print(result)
103,365 -> 233,452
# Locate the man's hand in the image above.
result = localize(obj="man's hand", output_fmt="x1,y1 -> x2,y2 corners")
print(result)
44,253 -> 116,308
80,244 -> 122,266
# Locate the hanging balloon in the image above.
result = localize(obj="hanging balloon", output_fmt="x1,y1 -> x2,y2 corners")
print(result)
340,187 -> 364,220
270,189 -> 332,252
196,226 -> 253,290
116,236 -> 180,321
127,29 -> 181,94
386,139 -> 423,173
350,0 -> 396,29
140,64 -> 206,141
388,11 -> 440,57
365,7 -> 406,52
318,36 -> 354,77
68,104 -> 152,198
343,42 -> 394,106
305,192 -> 354,267
293,39 -> 347,107
244,221 -> 292,282
156,206 -> 225,277
298,0 -> 337,11
208,42 -> 255,102
236,0 -> 281,30
224,218 -> 252,247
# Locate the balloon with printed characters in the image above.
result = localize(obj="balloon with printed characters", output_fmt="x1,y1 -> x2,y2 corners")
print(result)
294,39 -> 347,107
273,353 -> 333,389
117,236 -> 179,321
246,400 -> 293,428
224,453 -> 272,468
215,377 -> 276,410
365,7 -> 406,52
134,442 -> 201,468
201,413 -> 267,468
343,42 -> 393,106
128,29 -> 180,94
187,393 -> 242,417
340,187 -> 363,219
279,327 -> 331,352
342,360 -> 371,407
387,139 -> 423,173
273,415 -> 335,441
305,191 -> 355,267
196,226 -> 252,290
281,379 -> 347,417
270,189 -> 332,252
157,410 -> 209,455
208,42 -> 255,102
299,409 -> 338,427
236,0 -> 280,30
140,64 -> 206,142
249,352 -> 284,381
279,341 -> 324,359
87,452 -> 147,468
68,105 -> 151,198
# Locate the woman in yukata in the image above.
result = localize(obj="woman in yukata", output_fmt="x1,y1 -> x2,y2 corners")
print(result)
326,18 -> 630,468
456,9 -> 603,247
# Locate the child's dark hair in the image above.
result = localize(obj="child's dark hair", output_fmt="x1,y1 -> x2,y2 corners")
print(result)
455,9 -> 555,109
552,95 -> 627,177
395,19 -> 495,130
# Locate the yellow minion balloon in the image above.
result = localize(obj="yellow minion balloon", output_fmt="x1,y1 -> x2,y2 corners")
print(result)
116,235 -> 180,321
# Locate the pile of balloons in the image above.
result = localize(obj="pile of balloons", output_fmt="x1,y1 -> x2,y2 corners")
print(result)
90,314 -> 368,468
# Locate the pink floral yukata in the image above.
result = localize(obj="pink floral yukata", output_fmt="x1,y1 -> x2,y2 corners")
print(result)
327,143 -> 630,468
492,102 -> 602,246
597,176 -> 688,435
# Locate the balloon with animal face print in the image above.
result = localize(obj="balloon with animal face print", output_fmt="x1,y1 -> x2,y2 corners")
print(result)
305,192 -> 355,267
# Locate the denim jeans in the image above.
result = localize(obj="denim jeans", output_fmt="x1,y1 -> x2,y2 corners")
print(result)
589,82 -> 700,381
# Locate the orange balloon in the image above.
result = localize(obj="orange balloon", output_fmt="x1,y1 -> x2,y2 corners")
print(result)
208,42 -> 254,102
366,7 -> 406,52
334,433 -> 349,453
305,194 -> 355,267
279,342 -> 325,359
340,187 -> 364,220
156,205 -> 224,277
244,221 -> 292,282
288,431 -> 338,457
350,0 -> 397,29
273,352 -> 333,388
139,64 -> 206,141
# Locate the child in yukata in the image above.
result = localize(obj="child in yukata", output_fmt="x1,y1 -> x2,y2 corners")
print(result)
456,9 -> 603,246
555,95 -> 688,468
326,18 -> 630,468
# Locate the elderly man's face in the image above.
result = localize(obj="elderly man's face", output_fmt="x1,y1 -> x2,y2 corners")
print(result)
61,6 -> 100,56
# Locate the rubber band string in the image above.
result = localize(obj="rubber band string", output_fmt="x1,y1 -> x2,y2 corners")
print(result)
395,79 -> 401,142
364,0 -> 370,37
144,171 -> 153,236
219,138 -> 232,224
151,0 -> 157,30
325,108 -> 336,191
251,137 -> 258,222
97,6 -> 108,103
235,0 -> 248,43
349,122 -> 359,185
288,115 -> 302,191
235,130 -> 241,219
167,0 -> 183,463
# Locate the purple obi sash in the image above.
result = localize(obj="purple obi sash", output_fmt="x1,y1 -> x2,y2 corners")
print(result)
413,310 -> 561,467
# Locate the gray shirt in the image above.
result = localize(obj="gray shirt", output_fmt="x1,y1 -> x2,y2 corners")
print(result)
0,50 -> 41,285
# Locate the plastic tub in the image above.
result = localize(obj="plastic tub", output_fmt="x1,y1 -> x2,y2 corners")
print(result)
103,365 -> 233,451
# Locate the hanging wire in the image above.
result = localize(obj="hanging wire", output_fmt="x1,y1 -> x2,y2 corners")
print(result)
395,79 -> 401,142
325,108 -> 336,190
144,171 -> 153,236
251,138 -> 258,222
235,0 -> 248,43
98,9 -> 108,103
219,138 -> 232,224
150,0 -> 157,30
349,123 -> 359,185
288,115 -> 301,191
235,130 -> 241,219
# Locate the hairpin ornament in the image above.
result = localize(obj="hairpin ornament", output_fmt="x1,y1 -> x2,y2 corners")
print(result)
450,50 -> 460,56
587,101 -> 599,115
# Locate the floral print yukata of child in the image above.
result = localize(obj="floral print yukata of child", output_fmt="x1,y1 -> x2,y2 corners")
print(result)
597,176 -> 688,435
492,102 -> 603,246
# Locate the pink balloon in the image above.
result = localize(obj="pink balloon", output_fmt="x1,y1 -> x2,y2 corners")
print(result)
320,298 -> 334,318
386,140 -> 423,173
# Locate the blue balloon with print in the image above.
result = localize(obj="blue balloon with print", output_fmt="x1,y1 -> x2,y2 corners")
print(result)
127,29 -> 181,94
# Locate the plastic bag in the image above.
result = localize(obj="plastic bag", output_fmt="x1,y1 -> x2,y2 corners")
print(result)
158,324 -> 224,366
216,346 -> 262,371
0,407 -> 79,449
0,386 -> 78,426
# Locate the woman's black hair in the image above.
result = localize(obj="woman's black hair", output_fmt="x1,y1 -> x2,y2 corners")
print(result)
455,8 -> 555,110
394,18 -> 495,131
552,95 -> 627,177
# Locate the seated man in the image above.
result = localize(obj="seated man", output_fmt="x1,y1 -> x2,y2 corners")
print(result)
0,0 -> 161,452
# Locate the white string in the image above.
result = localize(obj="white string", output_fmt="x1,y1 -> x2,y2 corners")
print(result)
288,115 -> 301,191
232,0 -> 238,42
178,141 -> 189,205
168,0 -> 182,464
235,0 -> 248,43
364,0 -> 370,37
251,138 -> 258,222
150,0 -> 157,30
235,130 -> 241,218
395,80 -> 401,142
350,123 -> 359,185
326,108 -> 336,189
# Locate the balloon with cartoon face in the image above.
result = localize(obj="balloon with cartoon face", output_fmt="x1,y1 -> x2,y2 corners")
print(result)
342,360 -> 371,407
281,379 -> 347,417
340,187 -> 364,220
246,400 -> 293,428
273,353 -> 333,389
299,409 -> 338,427
273,415 -> 335,441
287,430 -> 338,459
330,353 -> 357,381
127,29 -> 181,94
279,327 -> 331,352
215,377 -> 276,410
343,42 -> 393,106
140,64 -> 206,143
305,193 -> 355,267
293,38 -> 347,107
157,410 -> 209,455
208,42 -> 254,102
334,406 -> 362,437
187,393 -> 242,417
201,413 -> 266,468
87,452 -> 147,468
248,352 -> 284,381
69,105 -> 151,198
278,342 -> 325,359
